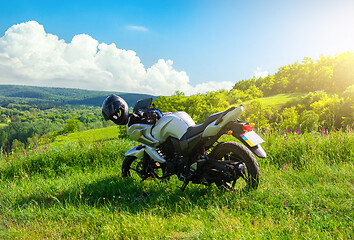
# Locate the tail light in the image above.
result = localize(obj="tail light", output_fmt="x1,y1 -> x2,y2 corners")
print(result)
242,123 -> 254,132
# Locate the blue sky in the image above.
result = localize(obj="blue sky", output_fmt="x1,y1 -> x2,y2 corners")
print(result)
0,0 -> 353,95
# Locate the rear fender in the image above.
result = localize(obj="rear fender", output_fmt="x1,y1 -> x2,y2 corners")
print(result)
232,134 -> 267,158
229,121 -> 267,158
204,120 -> 267,158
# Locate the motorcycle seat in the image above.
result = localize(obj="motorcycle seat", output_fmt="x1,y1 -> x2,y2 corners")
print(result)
186,112 -> 223,138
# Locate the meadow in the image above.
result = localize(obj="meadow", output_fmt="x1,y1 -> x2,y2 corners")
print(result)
0,127 -> 353,239
241,93 -> 306,109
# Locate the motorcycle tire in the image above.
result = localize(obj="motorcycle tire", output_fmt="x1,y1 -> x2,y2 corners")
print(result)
210,141 -> 260,190
122,156 -> 139,178
122,156 -> 166,180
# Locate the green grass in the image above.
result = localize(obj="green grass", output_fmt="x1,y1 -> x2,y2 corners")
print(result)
0,129 -> 353,239
242,93 -> 306,109
259,93 -> 306,107
41,126 -> 124,148
0,123 -> 7,128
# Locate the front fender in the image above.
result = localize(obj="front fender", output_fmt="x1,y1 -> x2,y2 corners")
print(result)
124,145 -> 166,163
124,145 -> 145,159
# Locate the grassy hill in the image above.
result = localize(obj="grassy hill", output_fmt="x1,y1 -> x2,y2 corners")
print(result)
41,126 -> 124,148
255,93 -> 306,108
0,84 -> 157,108
0,126 -> 353,239
236,93 -> 307,110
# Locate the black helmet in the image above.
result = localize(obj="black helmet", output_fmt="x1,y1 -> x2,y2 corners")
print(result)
102,94 -> 129,125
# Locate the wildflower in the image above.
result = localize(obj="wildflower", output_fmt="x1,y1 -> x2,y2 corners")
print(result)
284,199 -> 289,207
116,207 -> 119,212
321,128 -> 327,137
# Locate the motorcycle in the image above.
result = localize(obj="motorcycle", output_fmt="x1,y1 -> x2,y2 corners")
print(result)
102,95 -> 266,191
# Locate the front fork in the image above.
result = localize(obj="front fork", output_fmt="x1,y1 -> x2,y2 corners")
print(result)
140,152 -> 150,180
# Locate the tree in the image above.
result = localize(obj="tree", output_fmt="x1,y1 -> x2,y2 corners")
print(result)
0,131 -> 8,150
243,99 -> 272,130
280,107 -> 299,130
244,85 -> 263,100
11,139 -> 25,152
299,110 -> 319,132
332,52 -> 354,92
63,119 -> 82,133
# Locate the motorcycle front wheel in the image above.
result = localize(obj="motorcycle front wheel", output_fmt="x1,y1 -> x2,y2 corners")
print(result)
210,142 -> 260,191
122,156 -> 166,180
122,156 -> 141,178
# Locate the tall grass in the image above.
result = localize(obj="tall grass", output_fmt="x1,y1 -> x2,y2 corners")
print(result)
261,129 -> 353,168
0,130 -> 353,239
0,138 -> 134,180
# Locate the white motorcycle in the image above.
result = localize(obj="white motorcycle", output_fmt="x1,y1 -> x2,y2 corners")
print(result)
102,95 -> 266,191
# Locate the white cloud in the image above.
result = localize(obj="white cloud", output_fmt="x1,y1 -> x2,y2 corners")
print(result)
191,81 -> 234,95
0,21 -> 233,95
254,67 -> 269,79
126,25 -> 149,32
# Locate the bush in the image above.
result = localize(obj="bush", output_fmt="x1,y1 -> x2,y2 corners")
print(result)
299,110 -> 319,132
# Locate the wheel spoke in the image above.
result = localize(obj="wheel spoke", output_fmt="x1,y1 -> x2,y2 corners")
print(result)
129,167 -> 140,173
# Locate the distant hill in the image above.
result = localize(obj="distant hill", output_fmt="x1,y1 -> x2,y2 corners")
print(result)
0,85 -> 157,108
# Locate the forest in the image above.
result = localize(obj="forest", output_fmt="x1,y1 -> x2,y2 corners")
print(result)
0,85 -> 156,109
0,52 -> 353,154
155,52 -> 353,130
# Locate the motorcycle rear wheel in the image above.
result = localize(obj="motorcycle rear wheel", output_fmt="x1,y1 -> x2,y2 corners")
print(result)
210,142 -> 260,191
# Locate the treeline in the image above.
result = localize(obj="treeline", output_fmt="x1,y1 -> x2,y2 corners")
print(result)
0,85 -> 156,108
155,52 -> 354,131
0,104 -> 102,125
242,91 -> 353,131
0,105 -> 114,153
233,52 -> 354,96
155,90 -> 353,131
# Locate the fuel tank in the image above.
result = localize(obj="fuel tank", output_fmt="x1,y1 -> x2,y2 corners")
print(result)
152,111 -> 195,143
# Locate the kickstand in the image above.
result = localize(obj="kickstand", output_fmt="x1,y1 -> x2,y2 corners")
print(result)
179,179 -> 189,192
